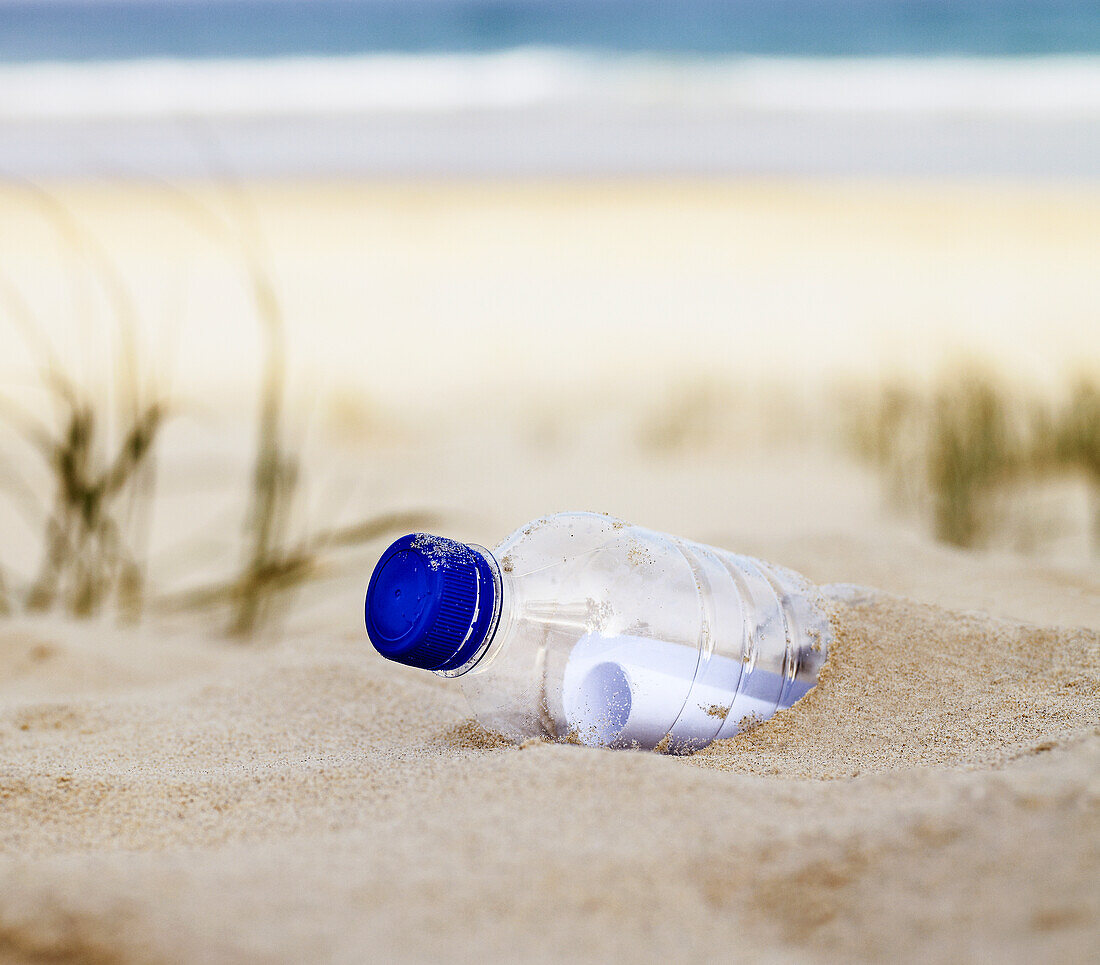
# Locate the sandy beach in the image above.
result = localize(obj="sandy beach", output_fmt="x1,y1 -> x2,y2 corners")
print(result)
0,492 -> 1097,963
0,178 -> 1098,962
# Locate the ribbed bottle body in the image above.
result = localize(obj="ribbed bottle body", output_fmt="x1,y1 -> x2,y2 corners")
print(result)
455,512 -> 831,752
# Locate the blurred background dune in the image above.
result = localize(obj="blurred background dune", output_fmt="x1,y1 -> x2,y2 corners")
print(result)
0,0 -> 1097,628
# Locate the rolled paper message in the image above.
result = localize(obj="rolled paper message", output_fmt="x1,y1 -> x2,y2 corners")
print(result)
562,633 -> 812,749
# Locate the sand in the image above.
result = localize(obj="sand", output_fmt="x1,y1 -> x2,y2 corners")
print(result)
0,509 -> 1097,964
0,179 -> 1098,962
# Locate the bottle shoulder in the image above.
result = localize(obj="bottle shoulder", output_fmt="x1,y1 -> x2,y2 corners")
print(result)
493,511 -> 673,579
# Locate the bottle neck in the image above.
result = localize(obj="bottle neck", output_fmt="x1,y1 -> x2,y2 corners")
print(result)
436,544 -> 509,677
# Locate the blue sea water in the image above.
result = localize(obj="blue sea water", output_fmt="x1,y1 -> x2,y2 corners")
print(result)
1,0 -> 1099,63
1,1 -> 1099,176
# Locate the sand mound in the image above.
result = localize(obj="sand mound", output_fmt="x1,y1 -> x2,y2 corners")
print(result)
695,590 -> 1100,776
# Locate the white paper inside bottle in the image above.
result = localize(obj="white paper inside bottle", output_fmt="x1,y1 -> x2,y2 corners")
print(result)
562,633 -> 811,749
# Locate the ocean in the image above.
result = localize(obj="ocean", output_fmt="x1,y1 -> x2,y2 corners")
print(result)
5,0 -> 1100,61
1,0 -> 1099,176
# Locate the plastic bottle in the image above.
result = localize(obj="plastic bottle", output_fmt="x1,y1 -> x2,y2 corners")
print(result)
364,512 -> 832,753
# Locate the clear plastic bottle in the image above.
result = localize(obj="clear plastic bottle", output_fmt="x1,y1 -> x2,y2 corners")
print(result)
364,512 -> 832,753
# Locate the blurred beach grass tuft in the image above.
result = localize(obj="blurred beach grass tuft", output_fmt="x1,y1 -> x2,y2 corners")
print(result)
1056,380 -> 1100,547
0,181 -> 432,637
854,369 -> 1100,553
0,182 -> 165,622
927,373 -> 1017,546
151,181 -> 435,637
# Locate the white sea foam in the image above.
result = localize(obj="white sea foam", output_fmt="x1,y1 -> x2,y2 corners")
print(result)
3,49 -> 1100,122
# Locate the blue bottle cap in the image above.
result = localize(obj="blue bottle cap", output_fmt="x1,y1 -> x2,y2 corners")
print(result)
364,533 -> 497,672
